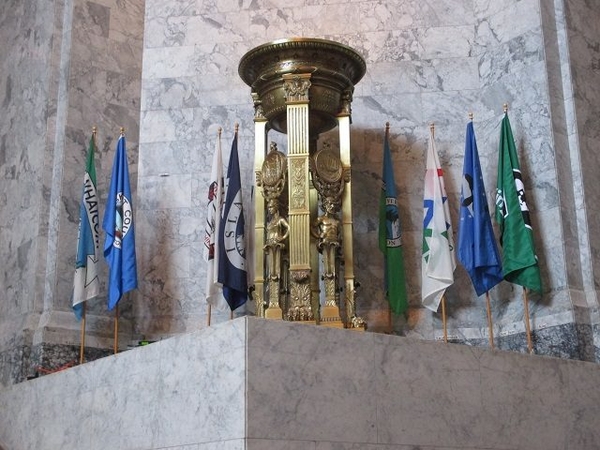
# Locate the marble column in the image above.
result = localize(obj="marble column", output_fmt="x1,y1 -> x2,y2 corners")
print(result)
0,0 -> 144,386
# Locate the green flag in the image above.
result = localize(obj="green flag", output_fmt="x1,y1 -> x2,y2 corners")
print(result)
495,113 -> 542,292
379,128 -> 408,315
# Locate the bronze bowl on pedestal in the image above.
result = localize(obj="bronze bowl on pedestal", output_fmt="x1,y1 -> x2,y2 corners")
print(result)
238,38 -> 366,137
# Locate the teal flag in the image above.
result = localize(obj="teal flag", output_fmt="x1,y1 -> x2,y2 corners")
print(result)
378,128 -> 408,315
495,113 -> 542,292
72,135 -> 100,320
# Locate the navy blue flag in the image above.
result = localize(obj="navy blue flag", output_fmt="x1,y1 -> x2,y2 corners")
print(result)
217,131 -> 247,310
457,121 -> 503,296
103,134 -> 138,310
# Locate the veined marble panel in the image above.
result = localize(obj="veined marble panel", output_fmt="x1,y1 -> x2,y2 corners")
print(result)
3,318 -> 600,449
0,319 -> 247,450
6,0 -> 580,387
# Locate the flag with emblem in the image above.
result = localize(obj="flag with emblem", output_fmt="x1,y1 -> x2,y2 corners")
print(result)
103,133 -> 138,310
217,129 -> 247,311
378,126 -> 408,315
72,134 -> 100,320
458,120 -> 503,296
495,113 -> 542,292
422,126 -> 456,312
203,132 -> 228,311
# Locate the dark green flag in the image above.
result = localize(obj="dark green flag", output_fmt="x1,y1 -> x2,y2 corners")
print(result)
495,113 -> 542,292
379,129 -> 408,314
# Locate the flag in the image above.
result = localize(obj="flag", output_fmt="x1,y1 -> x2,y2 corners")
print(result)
72,134 -> 100,320
203,132 -> 228,311
495,113 -> 542,292
422,127 -> 456,312
217,130 -> 247,311
457,121 -> 503,296
378,128 -> 408,315
103,134 -> 138,310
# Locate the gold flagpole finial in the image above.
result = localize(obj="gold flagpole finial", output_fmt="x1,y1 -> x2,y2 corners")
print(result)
234,122 -> 239,134
468,112 -> 474,121
503,103 -> 508,113
429,122 -> 435,138
385,121 -> 390,137
120,127 -> 125,136
92,126 -> 97,135
218,126 -> 222,138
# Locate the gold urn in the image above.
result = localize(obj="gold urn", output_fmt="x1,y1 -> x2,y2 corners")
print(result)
238,38 -> 366,137
239,38 -> 366,330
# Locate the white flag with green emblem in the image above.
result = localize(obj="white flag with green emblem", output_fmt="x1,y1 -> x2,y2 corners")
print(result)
422,127 -> 456,312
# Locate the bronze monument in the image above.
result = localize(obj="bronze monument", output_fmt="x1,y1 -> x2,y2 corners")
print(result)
239,38 -> 366,329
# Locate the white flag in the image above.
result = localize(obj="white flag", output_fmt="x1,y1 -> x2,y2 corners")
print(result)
421,127 -> 456,312
203,133 -> 228,311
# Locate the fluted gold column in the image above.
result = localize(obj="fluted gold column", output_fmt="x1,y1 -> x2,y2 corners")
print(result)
252,94 -> 269,318
309,182 -> 321,323
338,91 -> 365,330
283,73 -> 314,322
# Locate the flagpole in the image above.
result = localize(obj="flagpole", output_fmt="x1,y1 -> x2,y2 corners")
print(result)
385,122 -> 394,334
111,127 -> 125,355
468,110 -> 497,349
79,302 -> 86,364
523,288 -> 534,354
206,126 -> 221,330
385,122 -> 393,335
114,304 -> 119,354
503,103 -> 532,353
441,295 -> 448,343
485,292 -> 495,349
230,123 -> 238,324
469,111 -> 496,350
430,122 -> 448,344
78,125 -> 97,364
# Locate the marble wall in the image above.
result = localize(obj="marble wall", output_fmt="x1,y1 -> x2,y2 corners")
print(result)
0,0 -> 58,386
561,0 -> 600,358
0,0 -> 144,386
136,0 -> 599,359
1,0 -> 600,387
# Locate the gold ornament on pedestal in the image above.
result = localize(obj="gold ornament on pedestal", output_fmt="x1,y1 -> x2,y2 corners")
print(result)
239,38 -> 366,330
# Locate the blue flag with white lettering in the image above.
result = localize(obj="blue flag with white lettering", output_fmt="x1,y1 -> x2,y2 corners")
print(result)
217,131 -> 247,311
103,135 -> 138,310
457,121 -> 503,296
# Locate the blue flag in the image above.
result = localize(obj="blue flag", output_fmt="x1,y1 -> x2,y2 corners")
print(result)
457,121 -> 503,296
72,135 -> 100,320
217,131 -> 247,311
103,134 -> 138,310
